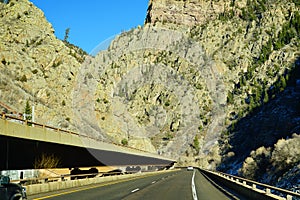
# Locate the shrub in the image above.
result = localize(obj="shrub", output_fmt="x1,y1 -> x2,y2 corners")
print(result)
164,101 -> 170,107
34,153 -> 61,169
193,135 -> 200,154
1,58 -> 7,65
103,99 -> 109,104
240,134 -> 300,181
239,146 -> 271,180
121,139 -> 128,146
20,75 -> 27,82
263,90 -> 269,103
52,60 -> 62,68
270,134 -> 300,173
32,69 -> 38,74
227,91 -> 234,104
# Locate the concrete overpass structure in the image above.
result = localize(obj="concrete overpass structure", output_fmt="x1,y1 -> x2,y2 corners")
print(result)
0,115 -> 175,171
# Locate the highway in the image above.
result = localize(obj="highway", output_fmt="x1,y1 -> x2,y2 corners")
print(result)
29,169 -> 233,200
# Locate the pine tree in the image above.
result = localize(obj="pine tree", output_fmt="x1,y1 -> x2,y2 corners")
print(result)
280,76 -> 287,91
263,90 -> 269,103
227,91 -> 234,104
64,28 -> 70,42
193,135 -> 200,154
24,100 -> 32,121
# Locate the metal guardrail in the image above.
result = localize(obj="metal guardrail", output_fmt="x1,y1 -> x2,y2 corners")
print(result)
0,114 -> 158,154
200,169 -> 300,200
2,114 -> 82,136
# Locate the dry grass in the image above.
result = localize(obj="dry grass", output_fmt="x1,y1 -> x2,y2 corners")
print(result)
34,154 -> 61,169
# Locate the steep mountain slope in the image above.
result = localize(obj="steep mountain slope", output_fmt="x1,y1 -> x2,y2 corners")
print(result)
0,0 -> 299,191
0,0 -> 85,128
73,25 -> 226,157
74,0 -> 300,190
73,0 -> 300,167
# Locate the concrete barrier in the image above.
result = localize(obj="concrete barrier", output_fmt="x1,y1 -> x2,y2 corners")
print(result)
25,170 -> 176,196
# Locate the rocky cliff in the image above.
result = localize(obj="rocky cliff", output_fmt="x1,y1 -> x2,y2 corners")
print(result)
1,0 -> 300,192
0,0 -> 85,129
73,0 -> 300,191
145,0 -> 244,27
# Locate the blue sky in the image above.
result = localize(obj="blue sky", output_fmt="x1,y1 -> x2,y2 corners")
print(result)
30,1 -> 149,54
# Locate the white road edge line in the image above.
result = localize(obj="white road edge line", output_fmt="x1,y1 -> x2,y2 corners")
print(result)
192,170 -> 198,200
131,188 -> 140,193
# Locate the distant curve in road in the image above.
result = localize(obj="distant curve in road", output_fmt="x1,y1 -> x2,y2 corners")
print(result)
30,170 -> 233,200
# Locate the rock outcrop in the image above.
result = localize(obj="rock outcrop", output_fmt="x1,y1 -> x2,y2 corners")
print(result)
1,0 -> 300,191
0,0 -> 85,129
145,0 -> 247,27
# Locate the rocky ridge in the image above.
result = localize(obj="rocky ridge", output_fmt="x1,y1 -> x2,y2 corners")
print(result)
73,0 -> 300,172
1,0 -> 300,191
73,0 -> 300,190
0,0 -> 85,129
73,25 -> 226,160
145,0 -> 246,28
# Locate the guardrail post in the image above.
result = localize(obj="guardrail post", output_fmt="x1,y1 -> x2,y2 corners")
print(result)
201,169 -> 300,199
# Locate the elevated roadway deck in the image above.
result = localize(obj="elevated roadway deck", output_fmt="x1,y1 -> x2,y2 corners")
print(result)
0,115 -> 175,170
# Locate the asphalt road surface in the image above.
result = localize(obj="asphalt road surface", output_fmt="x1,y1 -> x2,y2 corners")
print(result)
30,169 -> 233,200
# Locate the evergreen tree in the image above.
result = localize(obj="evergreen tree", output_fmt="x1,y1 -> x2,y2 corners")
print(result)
24,100 -> 32,121
64,28 -> 70,42
227,91 -> 234,104
280,76 -> 287,91
255,88 -> 262,104
263,90 -> 269,103
249,96 -> 255,111
193,135 -> 200,154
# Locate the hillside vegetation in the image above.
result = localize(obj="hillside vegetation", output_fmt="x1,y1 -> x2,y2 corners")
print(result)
0,0 -> 299,192
0,0 -> 86,128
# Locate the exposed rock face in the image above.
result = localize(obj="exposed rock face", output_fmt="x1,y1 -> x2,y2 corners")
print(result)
1,0 -> 300,191
0,0 -> 85,129
145,0 -> 246,27
73,25 -> 226,158
72,0 -> 300,189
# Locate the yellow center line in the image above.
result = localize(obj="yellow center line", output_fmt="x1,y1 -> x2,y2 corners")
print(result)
33,174 -> 155,200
